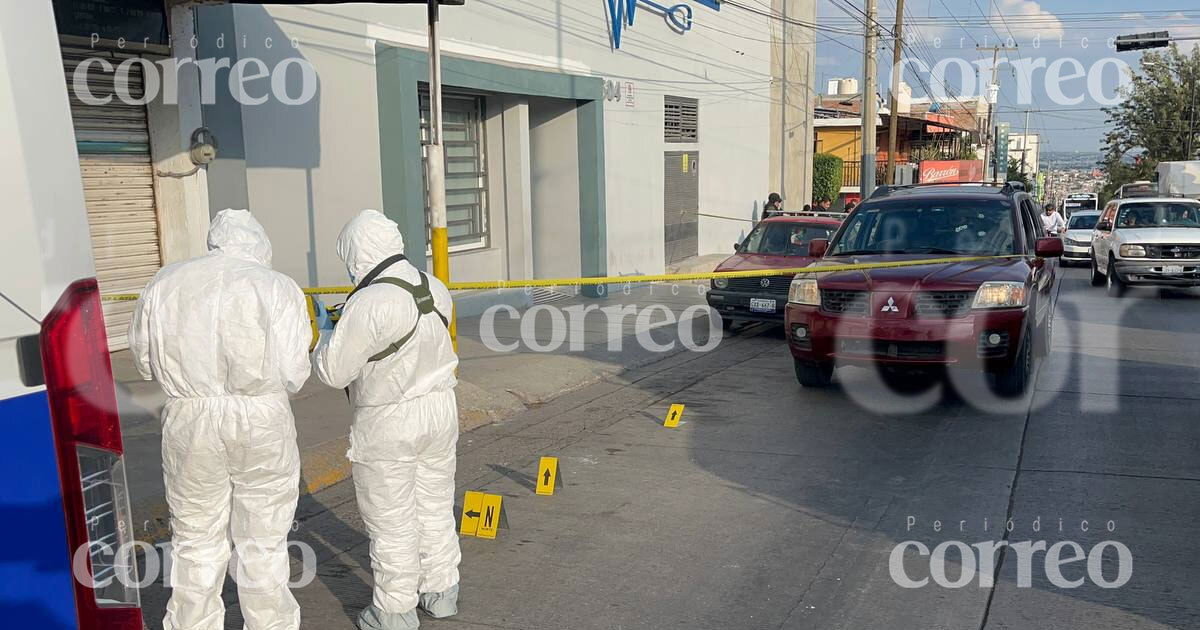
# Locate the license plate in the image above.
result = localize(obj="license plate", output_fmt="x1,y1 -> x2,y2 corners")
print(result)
749,298 -> 776,313
1163,265 -> 1185,274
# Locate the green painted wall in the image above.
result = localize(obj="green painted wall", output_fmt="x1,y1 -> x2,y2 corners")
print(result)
374,44 -> 606,282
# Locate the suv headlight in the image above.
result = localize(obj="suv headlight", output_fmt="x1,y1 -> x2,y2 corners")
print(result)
972,281 -> 1027,309
1118,244 -> 1146,258
788,278 -> 820,305
712,277 -> 729,289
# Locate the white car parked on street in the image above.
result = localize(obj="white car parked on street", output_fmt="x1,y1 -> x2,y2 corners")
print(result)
1091,198 -> 1200,296
1062,210 -> 1100,265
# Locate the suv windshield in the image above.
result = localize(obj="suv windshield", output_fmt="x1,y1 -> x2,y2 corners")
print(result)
829,198 -> 1016,256
742,222 -> 836,255
1068,214 -> 1098,230
1116,202 -> 1200,228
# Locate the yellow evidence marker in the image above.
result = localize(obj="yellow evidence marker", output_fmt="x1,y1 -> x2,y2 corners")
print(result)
475,494 -> 504,540
459,491 -> 484,536
664,403 -> 685,428
536,456 -> 561,496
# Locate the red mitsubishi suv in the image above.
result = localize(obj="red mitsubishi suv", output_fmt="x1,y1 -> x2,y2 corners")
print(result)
783,183 -> 1063,396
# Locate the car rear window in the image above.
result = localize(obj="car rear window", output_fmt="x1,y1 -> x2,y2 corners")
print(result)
742,222 -> 836,255
1068,214 -> 1098,230
830,198 -> 1016,256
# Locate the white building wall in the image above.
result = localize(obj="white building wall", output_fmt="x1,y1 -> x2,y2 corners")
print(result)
220,1 -> 771,283
1008,133 -> 1041,176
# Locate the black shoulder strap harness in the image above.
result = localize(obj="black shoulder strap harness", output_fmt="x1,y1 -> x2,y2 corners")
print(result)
348,253 -> 449,362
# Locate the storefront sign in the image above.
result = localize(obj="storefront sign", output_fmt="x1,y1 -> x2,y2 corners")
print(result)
920,160 -> 985,183
606,0 -> 720,50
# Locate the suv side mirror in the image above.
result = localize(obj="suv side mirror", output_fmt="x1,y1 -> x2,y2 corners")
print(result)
733,242 -> 741,252
1035,236 -> 1063,258
808,238 -> 829,258
1096,220 -> 1112,232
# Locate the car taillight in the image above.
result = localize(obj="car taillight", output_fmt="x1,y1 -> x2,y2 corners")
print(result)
41,278 -> 143,630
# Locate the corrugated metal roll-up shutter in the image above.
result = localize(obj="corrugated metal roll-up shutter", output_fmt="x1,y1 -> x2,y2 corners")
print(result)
61,46 -> 162,351
664,150 -> 699,265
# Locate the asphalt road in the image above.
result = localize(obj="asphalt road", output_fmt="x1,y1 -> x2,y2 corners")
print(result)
140,267 -> 1200,629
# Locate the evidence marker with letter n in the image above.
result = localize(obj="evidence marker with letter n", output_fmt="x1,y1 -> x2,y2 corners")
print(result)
663,403 -> 685,428
475,494 -> 507,539
536,456 -> 564,496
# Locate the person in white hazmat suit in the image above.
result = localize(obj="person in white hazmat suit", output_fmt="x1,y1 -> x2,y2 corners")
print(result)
128,209 -> 310,630
312,209 -> 461,630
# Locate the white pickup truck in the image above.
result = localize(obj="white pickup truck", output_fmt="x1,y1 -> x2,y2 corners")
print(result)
1090,196 -> 1200,296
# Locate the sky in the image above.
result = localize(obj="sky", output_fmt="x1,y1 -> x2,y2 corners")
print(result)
811,0 -> 1200,154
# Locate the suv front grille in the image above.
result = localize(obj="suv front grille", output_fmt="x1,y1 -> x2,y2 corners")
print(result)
821,290 -> 869,315
915,291 -> 974,318
726,275 -> 792,295
839,339 -> 945,359
1144,244 -> 1200,260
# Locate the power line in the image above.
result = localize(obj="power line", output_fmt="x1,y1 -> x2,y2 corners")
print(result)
721,0 -> 863,36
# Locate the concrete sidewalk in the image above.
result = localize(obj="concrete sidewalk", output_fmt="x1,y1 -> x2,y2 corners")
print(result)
115,280 -> 729,542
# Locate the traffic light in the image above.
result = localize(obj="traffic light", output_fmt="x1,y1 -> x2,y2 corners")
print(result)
1115,31 -> 1170,52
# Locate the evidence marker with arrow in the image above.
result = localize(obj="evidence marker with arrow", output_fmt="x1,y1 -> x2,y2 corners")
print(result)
535,456 -> 563,496
459,490 -> 509,539
459,491 -> 484,536
663,403 -> 685,428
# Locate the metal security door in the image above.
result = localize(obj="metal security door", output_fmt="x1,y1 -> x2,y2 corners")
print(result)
62,46 -> 162,351
664,150 -> 698,265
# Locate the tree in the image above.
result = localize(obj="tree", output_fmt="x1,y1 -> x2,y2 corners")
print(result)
1006,158 -> 1032,190
1100,45 -> 1200,200
812,153 -> 843,202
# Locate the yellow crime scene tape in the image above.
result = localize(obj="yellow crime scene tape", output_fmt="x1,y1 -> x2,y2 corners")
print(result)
99,254 -> 1025,302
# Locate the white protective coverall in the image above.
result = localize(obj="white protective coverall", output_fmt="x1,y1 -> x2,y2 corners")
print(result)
129,209 -> 310,630
312,209 -> 460,630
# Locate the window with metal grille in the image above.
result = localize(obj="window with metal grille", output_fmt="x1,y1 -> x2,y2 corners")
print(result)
664,95 -> 698,143
419,89 -> 489,251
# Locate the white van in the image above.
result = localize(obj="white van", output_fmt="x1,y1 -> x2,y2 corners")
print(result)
1,2 -> 143,628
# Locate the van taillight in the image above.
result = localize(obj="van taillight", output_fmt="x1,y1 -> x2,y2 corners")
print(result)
41,278 -> 143,630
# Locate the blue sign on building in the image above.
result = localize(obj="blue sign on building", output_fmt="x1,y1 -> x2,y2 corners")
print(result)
606,0 -> 721,50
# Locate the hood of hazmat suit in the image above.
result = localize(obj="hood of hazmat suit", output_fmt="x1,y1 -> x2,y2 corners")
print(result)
128,209 -> 308,630
312,210 -> 461,627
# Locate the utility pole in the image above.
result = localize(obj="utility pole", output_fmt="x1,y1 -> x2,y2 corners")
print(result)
977,45 -> 1017,182
885,0 -> 905,185
860,0 -> 879,197
426,0 -> 457,349
1187,79 -> 1197,160
780,0 -> 788,199
1019,108 -> 1030,176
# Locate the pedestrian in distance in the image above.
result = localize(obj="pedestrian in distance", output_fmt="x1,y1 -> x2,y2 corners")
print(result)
312,209 -> 462,630
129,209 -> 310,630
763,192 -> 783,218
844,199 -> 858,213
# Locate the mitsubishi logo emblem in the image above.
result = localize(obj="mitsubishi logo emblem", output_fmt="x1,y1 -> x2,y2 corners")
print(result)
880,296 -> 900,313
760,278 -> 770,288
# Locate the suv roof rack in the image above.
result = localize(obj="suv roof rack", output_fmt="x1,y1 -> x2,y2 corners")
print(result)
868,181 -> 1025,200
